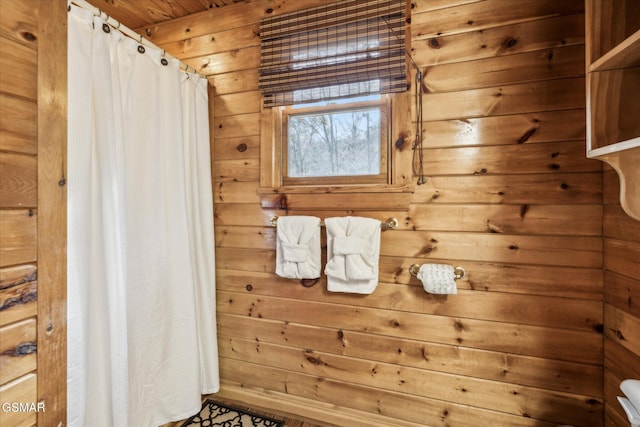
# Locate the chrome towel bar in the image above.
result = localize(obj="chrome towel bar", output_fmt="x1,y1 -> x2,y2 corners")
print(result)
269,216 -> 398,230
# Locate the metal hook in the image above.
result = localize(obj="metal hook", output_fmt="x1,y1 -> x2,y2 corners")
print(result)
453,266 -> 466,280
409,264 -> 420,277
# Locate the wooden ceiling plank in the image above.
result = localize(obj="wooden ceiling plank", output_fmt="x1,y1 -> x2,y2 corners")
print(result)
85,0 -> 247,31
85,0 -> 155,29
177,0 -> 215,14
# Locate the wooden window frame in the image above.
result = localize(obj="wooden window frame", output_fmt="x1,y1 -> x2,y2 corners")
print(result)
258,91 -> 414,210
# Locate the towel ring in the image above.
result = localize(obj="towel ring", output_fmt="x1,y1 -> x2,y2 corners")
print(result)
409,264 -> 465,280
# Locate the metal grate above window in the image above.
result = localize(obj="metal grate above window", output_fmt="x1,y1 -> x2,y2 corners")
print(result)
259,0 -> 408,108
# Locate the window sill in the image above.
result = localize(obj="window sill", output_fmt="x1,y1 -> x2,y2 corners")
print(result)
257,183 -> 413,195
258,184 -> 414,211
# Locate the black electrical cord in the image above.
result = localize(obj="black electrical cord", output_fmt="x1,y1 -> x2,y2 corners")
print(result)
382,14 -> 426,185
412,69 -> 425,185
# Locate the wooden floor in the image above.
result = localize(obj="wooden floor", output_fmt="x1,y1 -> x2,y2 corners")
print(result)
160,395 -> 323,427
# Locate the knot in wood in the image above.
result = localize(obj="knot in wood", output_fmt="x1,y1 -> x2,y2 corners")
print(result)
21,31 -> 37,42
517,128 -> 536,144
502,37 -> 518,49
301,278 -> 319,287
306,355 -> 324,365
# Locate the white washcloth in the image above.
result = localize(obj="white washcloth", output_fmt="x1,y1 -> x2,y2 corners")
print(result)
324,216 -> 381,294
275,216 -> 321,279
417,263 -> 457,294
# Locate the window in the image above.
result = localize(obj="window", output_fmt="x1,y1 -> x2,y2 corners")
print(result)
281,95 -> 389,186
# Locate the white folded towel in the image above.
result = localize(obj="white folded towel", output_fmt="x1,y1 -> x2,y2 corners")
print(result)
324,216 -> 381,294
275,216 -> 321,279
416,263 -> 457,295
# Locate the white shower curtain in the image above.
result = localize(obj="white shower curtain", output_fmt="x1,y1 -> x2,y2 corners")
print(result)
67,5 -> 219,427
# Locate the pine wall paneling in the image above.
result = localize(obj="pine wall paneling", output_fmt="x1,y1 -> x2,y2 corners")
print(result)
36,0 -> 68,424
0,1 -> 40,426
9,0 -> 638,424
138,0 -> 611,425
1,1 -> 67,425
602,168 -> 640,427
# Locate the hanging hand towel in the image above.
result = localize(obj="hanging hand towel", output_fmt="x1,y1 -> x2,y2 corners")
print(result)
417,263 -> 457,295
324,216 -> 381,294
276,216 -> 321,279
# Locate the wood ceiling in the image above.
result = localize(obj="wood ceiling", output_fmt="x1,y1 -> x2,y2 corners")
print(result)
85,0 -> 246,30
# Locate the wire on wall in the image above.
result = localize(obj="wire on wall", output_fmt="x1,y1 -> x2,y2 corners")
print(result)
412,68 -> 425,185
383,14 -> 426,186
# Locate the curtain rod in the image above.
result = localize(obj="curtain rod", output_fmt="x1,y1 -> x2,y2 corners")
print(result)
68,0 -> 206,79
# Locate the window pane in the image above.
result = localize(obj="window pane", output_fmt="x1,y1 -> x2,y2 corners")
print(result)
287,107 -> 381,178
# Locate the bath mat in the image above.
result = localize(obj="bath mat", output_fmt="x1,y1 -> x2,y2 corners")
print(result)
181,399 -> 284,427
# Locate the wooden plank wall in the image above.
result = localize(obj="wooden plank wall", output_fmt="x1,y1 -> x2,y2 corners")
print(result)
140,0 -> 609,425
36,0 -> 68,424
0,1 -> 40,426
602,168 -> 640,427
